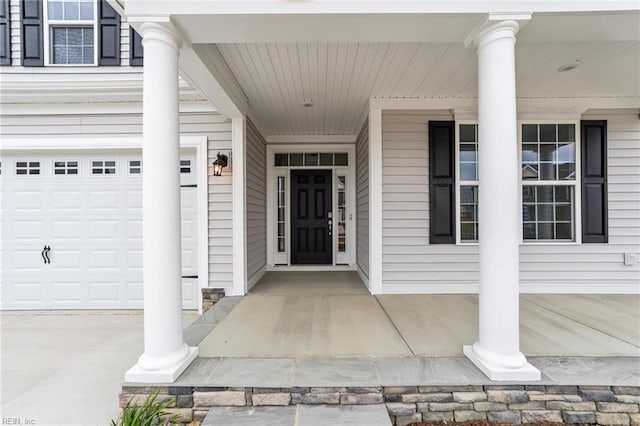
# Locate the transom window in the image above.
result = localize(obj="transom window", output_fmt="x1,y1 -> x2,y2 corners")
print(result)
274,152 -> 348,167
53,160 -> 79,175
522,123 -> 577,241
16,161 -> 41,176
46,0 -> 96,65
91,160 -> 116,175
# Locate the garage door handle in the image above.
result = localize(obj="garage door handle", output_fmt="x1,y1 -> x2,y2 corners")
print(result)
42,246 -> 51,264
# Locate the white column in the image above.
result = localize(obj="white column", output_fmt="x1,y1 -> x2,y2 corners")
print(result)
232,117 -> 247,296
368,107 -> 383,295
463,19 -> 540,381
125,22 -> 198,383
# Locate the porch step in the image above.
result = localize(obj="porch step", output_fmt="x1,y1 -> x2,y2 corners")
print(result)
202,404 -> 392,426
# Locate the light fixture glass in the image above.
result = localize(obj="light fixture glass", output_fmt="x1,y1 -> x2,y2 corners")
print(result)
212,152 -> 228,176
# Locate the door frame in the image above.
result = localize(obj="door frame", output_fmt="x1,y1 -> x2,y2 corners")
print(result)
0,136 -> 209,312
266,144 -> 356,270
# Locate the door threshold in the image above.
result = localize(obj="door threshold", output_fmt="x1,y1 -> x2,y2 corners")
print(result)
267,265 -> 356,272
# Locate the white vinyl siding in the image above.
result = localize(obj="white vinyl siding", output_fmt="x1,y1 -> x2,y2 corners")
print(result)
356,117 -> 369,279
245,118 -> 267,288
382,110 -> 478,293
0,109 -> 235,294
381,109 -> 639,294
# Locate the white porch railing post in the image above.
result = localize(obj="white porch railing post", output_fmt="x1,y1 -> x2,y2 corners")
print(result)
125,21 -> 198,383
463,17 -> 541,381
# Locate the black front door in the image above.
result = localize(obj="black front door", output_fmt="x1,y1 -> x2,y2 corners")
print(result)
291,170 -> 332,264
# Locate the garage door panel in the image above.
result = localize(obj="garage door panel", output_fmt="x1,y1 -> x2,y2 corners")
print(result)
127,249 -> 143,268
89,190 -> 121,211
89,282 -> 120,302
127,282 -> 143,302
50,190 -> 83,211
50,282 -> 83,302
127,190 -> 142,209
10,249 -> 46,271
7,190 -> 46,213
88,249 -> 120,269
89,220 -> 120,240
9,282 -> 45,303
50,220 -> 84,240
47,249 -> 82,270
6,220 -> 46,241
127,220 -> 142,239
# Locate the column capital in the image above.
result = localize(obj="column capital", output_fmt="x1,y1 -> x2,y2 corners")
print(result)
464,13 -> 531,49
139,21 -> 183,52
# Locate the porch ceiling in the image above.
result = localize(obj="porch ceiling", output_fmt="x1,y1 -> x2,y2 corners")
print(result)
174,10 -> 639,136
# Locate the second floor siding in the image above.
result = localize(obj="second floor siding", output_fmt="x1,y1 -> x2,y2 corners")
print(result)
6,0 -> 139,68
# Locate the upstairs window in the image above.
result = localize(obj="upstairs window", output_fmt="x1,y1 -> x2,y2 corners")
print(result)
45,0 -> 96,65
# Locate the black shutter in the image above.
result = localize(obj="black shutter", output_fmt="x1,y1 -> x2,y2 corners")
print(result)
20,0 -> 43,66
581,120 -> 608,243
98,0 -> 120,65
129,28 -> 143,66
429,121 -> 455,244
0,0 -> 10,65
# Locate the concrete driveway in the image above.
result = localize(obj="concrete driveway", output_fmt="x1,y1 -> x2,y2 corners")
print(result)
1,310 -> 198,426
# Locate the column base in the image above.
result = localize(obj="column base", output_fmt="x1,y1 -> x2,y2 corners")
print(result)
464,343 -> 541,381
125,346 -> 198,383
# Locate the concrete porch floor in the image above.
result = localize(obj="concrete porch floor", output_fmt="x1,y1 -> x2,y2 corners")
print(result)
197,271 -> 640,359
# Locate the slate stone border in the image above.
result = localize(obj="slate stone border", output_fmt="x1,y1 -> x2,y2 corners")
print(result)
119,384 -> 640,425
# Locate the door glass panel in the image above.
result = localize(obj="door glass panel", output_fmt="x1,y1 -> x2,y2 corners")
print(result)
337,176 -> 346,252
277,176 -> 286,252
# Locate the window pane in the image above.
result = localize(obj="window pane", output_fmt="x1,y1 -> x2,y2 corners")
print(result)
80,1 -> 93,20
304,153 -> 318,166
460,223 -> 476,241
63,1 -> 79,20
540,144 -> 555,162
274,153 -> 288,167
555,186 -> 572,202
319,153 -> 333,166
459,124 -> 476,143
49,1 -> 63,19
460,163 -> 477,181
558,124 -> 575,142
522,124 -> 538,142
538,223 -> 554,239
522,204 -> 536,222
334,153 -> 348,166
522,163 -> 538,180
537,204 -> 554,221
558,162 -> 576,180
290,153 -> 303,166
556,223 -> 572,240
459,144 -> 477,162
68,46 -> 82,63
539,124 -> 557,142
522,144 -> 538,162
556,204 -> 571,221
538,186 -> 554,202
523,223 -> 536,239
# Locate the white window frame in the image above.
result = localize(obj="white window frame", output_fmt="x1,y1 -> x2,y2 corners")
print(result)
15,159 -> 43,177
127,158 -> 142,176
455,121 -> 479,245
90,158 -> 118,176
52,159 -> 80,176
518,120 -> 582,245
43,0 -> 98,66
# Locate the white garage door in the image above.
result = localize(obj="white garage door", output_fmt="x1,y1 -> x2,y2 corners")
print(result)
0,150 -> 200,310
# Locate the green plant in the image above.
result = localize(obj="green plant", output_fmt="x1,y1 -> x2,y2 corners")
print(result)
111,390 -> 180,426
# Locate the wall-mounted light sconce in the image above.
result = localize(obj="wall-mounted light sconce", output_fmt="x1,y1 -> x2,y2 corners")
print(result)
212,152 -> 229,176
